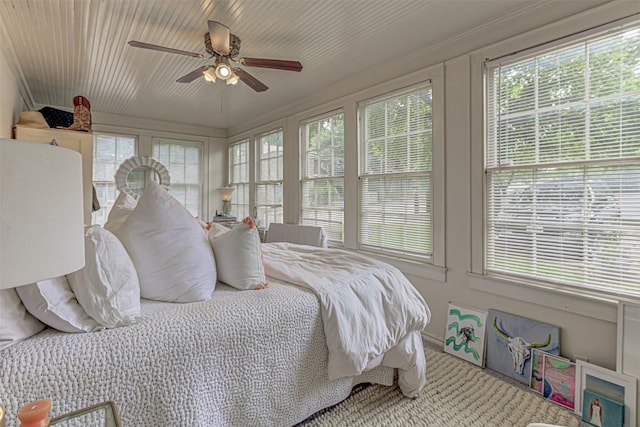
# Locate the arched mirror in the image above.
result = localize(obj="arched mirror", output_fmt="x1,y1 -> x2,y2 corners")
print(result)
115,156 -> 171,199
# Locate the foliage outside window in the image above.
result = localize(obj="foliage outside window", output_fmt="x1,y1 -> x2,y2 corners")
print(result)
300,112 -> 345,244
229,139 -> 250,218
152,138 -> 203,217
359,83 -> 433,260
91,133 -> 137,225
485,23 -> 640,297
256,129 -> 283,228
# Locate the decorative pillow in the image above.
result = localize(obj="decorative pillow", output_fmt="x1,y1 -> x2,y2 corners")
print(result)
207,222 -> 231,241
210,219 -> 268,290
67,225 -> 140,328
0,288 -> 45,350
117,179 -> 216,302
104,190 -> 137,238
16,276 -> 102,333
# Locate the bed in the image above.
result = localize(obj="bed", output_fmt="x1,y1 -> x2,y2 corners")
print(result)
0,240 -> 431,426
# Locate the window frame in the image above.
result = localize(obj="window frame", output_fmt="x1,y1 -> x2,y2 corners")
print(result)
357,81 -> 436,263
299,109 -> 345,245
151,137 -> 205,218
228,139 -> 251,219
91,132 -> 138,225
255,128 -> 284,228
471,15 -> 640,304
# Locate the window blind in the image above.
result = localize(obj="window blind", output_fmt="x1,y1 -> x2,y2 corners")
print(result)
91,133 -> 136,225
485,23 -> 640,297
229,139 -> 250,219
359,83 -> 433,260
300,111 -> 345,244
255,129 -> 283,227
152,138 -> 203,217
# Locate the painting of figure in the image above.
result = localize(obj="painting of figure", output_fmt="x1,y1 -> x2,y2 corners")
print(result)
486,309 -> 560,384
444,303 -> 487,367
582,389 -> 624,427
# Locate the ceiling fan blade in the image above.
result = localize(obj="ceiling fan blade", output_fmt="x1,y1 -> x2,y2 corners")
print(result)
208,20 -> 230,55
240,57 -> 303,72
234,68 -> 268,92
128,41 -> 205,58
176,65 -> 211,83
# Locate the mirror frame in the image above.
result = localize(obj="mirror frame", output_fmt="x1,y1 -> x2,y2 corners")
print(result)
115,156 -> 171,199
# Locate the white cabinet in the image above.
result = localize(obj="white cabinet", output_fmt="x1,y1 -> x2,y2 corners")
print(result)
14,126 -> 94,225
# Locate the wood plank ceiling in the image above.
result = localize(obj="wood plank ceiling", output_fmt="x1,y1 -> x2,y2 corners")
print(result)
0,0 -> 613,131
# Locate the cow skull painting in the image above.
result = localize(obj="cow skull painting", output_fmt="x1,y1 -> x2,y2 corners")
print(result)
493,317 -> 551,375
486,309 -> 560,384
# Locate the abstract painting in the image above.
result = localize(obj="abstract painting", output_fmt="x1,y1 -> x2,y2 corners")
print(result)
530,349 -> 545,394
543,354 -> 575,410
444,303 -> 487,367
486,309 -> 560,384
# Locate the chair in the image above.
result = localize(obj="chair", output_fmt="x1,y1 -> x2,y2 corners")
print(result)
265,223 -> 328,248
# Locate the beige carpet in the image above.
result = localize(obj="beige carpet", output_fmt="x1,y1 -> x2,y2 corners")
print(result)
301,347 -> 580,427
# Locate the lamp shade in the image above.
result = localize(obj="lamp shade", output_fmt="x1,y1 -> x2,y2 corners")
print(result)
0,139 -> 85,289
218,186 -> 234,202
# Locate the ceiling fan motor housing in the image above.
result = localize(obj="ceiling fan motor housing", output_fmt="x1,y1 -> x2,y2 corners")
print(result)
204,32 -> 241,58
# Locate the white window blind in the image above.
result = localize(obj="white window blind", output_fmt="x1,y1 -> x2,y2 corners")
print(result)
256,129 -> 283,227
485,23 -> 640,298
229,139 -> 250,219
91,133 -> 137,225
152,138 -> 203,217
359,83 -> 433,260
300,111 -> 345,244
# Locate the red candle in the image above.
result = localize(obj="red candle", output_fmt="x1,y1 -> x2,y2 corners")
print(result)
17,400 -> 50,427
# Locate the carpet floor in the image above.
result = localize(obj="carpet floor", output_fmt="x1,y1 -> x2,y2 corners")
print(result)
300,346 -> 581,427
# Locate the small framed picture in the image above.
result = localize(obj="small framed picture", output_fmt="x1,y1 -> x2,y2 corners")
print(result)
582,389 -> 624,427
530,348 -> 545,394
443,302 -> 487,367
575,360 -> 637,427
543,354 -> 576,410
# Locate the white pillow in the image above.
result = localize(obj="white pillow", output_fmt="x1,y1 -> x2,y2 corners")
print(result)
67,225 -> 140,328
210,222 -> 267,290
0,288 -> 45,350
104,190 -> 137,237
118,179 -> 216,302
207,222 -> 230,240
16,276 -> 102,333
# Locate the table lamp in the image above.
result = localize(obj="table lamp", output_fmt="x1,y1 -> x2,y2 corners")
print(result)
217,185 -> 234,216
0,138 -> 85,425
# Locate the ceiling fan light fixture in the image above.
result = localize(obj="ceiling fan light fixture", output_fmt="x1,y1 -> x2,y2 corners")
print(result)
203,67 -> 217,82
215,63 -> 232,80
226,72 -> 239,85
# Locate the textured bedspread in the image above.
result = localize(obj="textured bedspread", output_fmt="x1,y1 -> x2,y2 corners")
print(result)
0,282 -> 393,427
262,243 -> 431,397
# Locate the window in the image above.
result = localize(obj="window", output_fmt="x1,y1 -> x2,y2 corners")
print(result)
91,133 -> 137,225
152,138 -> 203,216
229,139 -> 250,218
358,83 -> 433,261
255,129 -> 283,228
485,23 -> 640,297
300,112 -> 345,244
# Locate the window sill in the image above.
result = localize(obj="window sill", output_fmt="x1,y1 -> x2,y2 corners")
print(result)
366,252 -> 447,282
467,272 -> 617,323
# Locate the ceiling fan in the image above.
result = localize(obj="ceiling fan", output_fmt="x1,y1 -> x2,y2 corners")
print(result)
128,20 -> 303,92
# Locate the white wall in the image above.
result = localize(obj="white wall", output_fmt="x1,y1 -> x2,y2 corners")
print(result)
0,51 -> 24,138
230,1 -> 640,369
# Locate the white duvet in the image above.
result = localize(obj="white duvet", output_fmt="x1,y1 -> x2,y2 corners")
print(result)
262,242 -> 431,397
